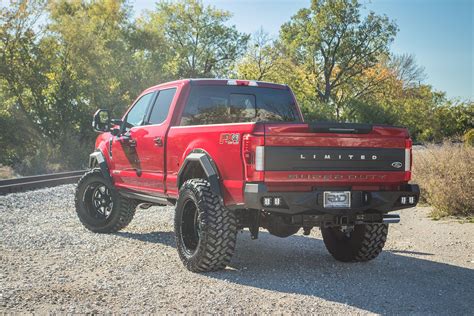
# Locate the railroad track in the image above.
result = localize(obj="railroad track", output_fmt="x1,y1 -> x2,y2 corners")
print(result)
0,170 -> 86,195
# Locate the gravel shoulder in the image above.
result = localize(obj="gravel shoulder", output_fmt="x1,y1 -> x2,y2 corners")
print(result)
1,185 -> 473,314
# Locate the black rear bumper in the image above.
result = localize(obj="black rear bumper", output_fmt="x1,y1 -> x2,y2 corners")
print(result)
244,183 -> 420,215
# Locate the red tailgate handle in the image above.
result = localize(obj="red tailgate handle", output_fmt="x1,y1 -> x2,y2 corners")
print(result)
154,137 -> 163,147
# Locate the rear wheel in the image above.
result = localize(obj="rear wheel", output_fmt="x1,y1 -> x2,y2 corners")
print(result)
321,223 -> 388,262
75,169 -> 136,233
174,179 -> 237,272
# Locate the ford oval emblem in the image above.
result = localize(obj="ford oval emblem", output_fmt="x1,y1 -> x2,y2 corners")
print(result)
391,161 -> 402,169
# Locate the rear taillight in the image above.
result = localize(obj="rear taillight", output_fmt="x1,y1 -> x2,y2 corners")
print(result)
242,134 -> 264,181
404,138 -> 413,181
255,146 -> 264,171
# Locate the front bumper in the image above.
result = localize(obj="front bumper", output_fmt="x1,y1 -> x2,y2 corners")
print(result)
244,183 -> 420,215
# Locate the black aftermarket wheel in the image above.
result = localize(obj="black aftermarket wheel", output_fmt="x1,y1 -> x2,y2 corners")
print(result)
75,169 -> 136,233
90,184 -> 113,219
174,179 -> 237,272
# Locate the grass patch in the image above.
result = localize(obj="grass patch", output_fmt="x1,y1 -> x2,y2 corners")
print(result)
412,143 -> 473,218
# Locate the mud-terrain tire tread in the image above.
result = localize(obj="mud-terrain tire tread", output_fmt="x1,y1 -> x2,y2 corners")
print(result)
322,223 -> 388,262
175,179 -> 237,272
75,169 -> 136,233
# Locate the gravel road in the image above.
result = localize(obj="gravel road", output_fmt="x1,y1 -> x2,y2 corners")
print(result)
1,184 -> 473,314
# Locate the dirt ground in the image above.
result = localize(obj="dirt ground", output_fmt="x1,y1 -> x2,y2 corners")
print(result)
1,185 -> 473,314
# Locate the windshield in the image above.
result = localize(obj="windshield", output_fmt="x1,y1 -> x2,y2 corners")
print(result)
180,85 -> 301,126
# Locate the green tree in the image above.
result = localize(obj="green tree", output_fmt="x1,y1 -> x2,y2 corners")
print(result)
236,30 -> 334,121
236,29 -> 281,81
47,0 -> 139,117
144,0 -> 249,78
0,0 -> 54,169
0,0 -> 143,173
280,0 -> 398,119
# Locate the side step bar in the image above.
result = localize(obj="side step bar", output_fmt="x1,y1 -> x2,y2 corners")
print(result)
383,214 -> 400,224
119,190 -> 175,206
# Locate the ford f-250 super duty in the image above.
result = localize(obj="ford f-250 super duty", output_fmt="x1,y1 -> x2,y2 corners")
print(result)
75,79 -> 420,272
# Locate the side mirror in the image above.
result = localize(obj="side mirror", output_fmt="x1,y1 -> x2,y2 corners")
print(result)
92,109 -> 111,132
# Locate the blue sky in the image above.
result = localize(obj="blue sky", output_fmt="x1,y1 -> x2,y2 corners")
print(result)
132,0 -> 473,100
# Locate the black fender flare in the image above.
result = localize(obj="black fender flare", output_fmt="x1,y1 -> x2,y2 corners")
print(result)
89,151 -> 113,187
177,151 -> 223,199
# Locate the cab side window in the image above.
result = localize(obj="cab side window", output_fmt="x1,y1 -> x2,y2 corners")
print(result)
125,92 -> 154,128
148,88 -> 177,125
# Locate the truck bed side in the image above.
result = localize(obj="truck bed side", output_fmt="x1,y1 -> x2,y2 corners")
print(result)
166,123 -> 257,204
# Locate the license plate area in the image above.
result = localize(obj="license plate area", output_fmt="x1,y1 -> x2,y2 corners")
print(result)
323,191 -> 351,208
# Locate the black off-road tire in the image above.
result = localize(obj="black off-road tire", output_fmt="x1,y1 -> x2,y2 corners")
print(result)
75,169 -> 136,233
174,179 -> 237,272
321,223 -> 388,262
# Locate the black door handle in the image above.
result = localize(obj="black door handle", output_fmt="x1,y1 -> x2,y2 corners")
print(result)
154,137 -> 163,147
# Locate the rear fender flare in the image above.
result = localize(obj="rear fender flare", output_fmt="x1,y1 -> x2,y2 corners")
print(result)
177,151 -> 223,199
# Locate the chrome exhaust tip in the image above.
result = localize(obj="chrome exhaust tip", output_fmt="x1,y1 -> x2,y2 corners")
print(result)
383,214 -> 400,224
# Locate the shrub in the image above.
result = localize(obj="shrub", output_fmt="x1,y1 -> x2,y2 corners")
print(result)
0,165 -> 16,179
464,129 -> 474,147
12,132 -> 91,176
412,143 -> 474,218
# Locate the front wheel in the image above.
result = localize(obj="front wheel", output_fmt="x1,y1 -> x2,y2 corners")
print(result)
75,169 -> 136,233
174,179 -> 237,272
321,223 -> 388,262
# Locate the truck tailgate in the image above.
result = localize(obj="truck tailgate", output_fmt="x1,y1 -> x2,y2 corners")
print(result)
263,123 -> 410,186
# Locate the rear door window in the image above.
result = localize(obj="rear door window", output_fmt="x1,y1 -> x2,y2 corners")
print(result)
148,88 -> 177,125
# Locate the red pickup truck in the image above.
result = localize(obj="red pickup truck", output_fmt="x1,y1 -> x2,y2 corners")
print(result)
75,79 -> 419,272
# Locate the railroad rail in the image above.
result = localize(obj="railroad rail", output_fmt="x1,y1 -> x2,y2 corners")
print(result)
0,170 -> 86,195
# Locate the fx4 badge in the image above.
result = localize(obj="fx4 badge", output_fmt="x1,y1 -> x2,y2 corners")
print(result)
391,161 -> 402,168
219,133 -> 240,145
